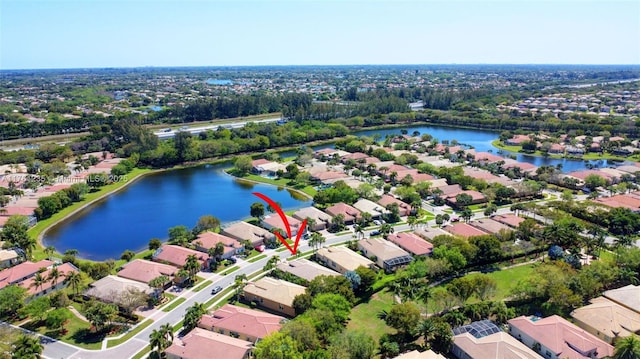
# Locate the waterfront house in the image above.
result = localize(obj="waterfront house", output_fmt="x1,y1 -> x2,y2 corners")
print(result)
276,258 -> 340,282
198,304 -> 284,343
152,245 -> 208,270
117,259 -> 177,286
387,232 -> 433,257
316,246 -> 374,274
194,232 -> 243,259
166,327 -> 253,359
222,221 -> 276,248
324,202 -> 361,224
293,206 -> 333,231
20,262 -> 80,299
241,277 -> 306,317
505,134 -> 533,146
357,237 -> 413,272
0,259 -> 54,290
261,214 -> 304,239
508,315 -> 614,359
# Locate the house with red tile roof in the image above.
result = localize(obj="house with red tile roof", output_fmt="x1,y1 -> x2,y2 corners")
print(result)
549,143 -> 566,154
117,259 -> 177,285
491,213 -> 526,228
341,152 -> 369,162
377,195 -> 412,216
325,202 -> 362,224
469,218 -> 511,235
198,304 -> 285,343
0,259 -> 54,290
473,152 -> 504,164
262,214 -> 304,239
387,232 -> 433,257
445,190 -> 487,208
166,327 -> 252,359
20,262 -> 79,298
505,134 -> 533,146
194,232 -> 243,259
152,245 -> 208,270
443,223 -> 488,238
595,192 -> 640,212
395,169 -> 435,183
508,315 -> 614,359
357,238 -> 413,272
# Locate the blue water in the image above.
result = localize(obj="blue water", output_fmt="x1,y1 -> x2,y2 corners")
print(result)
352,125 -> 618,173
206,79 -> 233,85
42,164 -> 310,260
45,124 -> 618,259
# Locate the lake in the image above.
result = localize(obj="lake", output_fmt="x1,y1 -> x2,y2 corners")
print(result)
44,124 -> 617,259
42,164 -> 311,260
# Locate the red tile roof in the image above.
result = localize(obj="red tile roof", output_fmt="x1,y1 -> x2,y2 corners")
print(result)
0,260 -> 54,290
325,202 -> 362,222
166,327 -> 252,359
443,223 -> 488,238
20,262 -> 79,295
491,214 -> 526,228
153,245 -> 207,268
377,195 -> 412,215
195,232 -> 242,251
508,315 -> 614,359
387,232 -> 433,256
198,304 -> 284,340
117,259 -> 177,284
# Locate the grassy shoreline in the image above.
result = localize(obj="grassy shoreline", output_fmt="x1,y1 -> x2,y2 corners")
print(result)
491,139 -> 633,162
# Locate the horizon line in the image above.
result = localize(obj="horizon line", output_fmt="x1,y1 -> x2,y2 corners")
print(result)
2,63 -> 640,72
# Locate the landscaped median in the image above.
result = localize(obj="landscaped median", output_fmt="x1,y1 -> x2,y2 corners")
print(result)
105,319 -> 154,348
161,298 -> 186,313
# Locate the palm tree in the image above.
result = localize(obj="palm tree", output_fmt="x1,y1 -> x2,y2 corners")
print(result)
31,272 -> 46,293
613,334 -> 640,359
48,267 -> 61,287
353,224 -> 365,240
150,322 -> 174,358
44,246 -> 56,257
149,275 -> 169,291
233,274 -> 248,302
183,255 -> 200,284
407,216 -> 417,229
305,217 -> 316,232
380,223 -> 394,237
64,271 -> 82,296
13,335 -> 43,358
309,232 -> 325,252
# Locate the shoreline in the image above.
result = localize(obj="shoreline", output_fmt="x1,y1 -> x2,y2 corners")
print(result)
223,170 -> 314,200
34,168 -> 157,250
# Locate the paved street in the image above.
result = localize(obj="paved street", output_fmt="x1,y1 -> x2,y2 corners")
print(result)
154,117 -> 282,139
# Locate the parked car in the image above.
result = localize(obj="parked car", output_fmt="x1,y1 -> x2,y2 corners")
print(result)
451,217 -> 460,222
373,220 -> 381,225
228,257 -> 237,264
211,286 -> 223,295
370,230 -> 381,236
255,245 -> 265,252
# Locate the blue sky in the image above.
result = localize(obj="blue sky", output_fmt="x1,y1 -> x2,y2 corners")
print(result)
1,0 -> 639,69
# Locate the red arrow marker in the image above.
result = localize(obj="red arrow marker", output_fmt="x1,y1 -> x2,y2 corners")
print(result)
252,192 -> 307,255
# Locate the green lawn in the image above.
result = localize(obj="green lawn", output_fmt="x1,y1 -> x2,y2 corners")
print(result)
248,254 -> 267,262
20,308 -> 102,350
161,298 -> 186,312
236,173 -> 317,197
433,263 -> 537,304
347,290 -> 396,342
220,266 -> 240,275
106,319 -> 154,348
131,347 -> 151,359
192,280 -> 212,292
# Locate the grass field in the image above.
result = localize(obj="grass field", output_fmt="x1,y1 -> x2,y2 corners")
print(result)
106,319 -> 154,348
237,174 -> 317,197
20,308 -> 101,350
347,290 -> 396,342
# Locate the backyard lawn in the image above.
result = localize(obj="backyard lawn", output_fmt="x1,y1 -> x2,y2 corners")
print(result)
347,290 -> 396,342
20,308 -> 103,350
